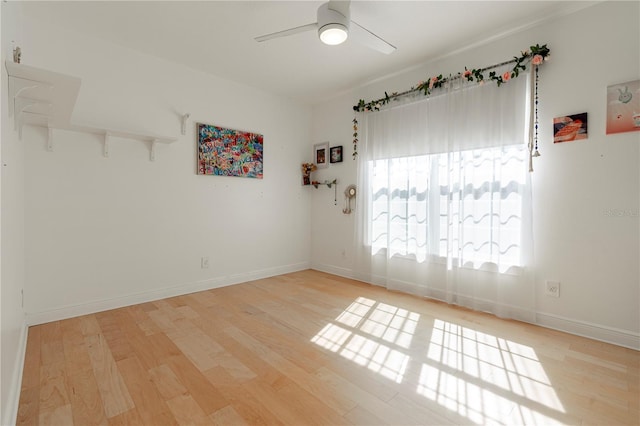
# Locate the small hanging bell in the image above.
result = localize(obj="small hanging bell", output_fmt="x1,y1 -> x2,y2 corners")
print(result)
533,150 -> 541,157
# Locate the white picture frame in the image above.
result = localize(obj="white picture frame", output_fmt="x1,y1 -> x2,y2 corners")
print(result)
313,142 -> 329,169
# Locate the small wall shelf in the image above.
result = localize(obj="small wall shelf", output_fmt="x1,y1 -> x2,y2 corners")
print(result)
311,179 -> 337,189
5,61 -> 177,161
311,179 -> 338,205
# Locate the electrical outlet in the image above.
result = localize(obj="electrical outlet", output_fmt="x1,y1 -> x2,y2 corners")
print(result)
201,256 -> 210,269
545,280 -> 560,297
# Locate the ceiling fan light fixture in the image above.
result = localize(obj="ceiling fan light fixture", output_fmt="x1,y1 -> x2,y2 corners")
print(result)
319,23 -> 348,45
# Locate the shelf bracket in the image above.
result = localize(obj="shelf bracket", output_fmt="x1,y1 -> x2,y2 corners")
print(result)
181,113 -> 190,136
104,133 -> 111,158
150,139 -> 160,161
8,76 -> 53,118
14,97 -> 52,131
17,111 -> 49,140
47,127 -> 54,152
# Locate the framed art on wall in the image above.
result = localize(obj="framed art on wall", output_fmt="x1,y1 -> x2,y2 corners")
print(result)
606,79 -> 640,135
197,123 -> 263,178
314,142 -> 329,168
553,112 -> 588,143
330,146 -> 343,163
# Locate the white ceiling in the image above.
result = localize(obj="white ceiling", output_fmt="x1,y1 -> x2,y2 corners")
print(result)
21,1 -> 596,105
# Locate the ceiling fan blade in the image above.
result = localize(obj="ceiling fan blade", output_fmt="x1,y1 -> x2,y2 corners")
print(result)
255,23 -> 318,42
350,20 -> 396,54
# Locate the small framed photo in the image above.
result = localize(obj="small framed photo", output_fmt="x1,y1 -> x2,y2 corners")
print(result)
553,112 -> 588,143
330,146 -> 343,163
314,142 -> 329,168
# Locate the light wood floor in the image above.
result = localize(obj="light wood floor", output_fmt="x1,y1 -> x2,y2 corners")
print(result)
17,270 -> 640,425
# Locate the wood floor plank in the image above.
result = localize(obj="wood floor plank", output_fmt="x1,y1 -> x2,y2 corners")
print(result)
38,362 -> 69,413
38,404 -> 72,426
242,379 -> 315,426
275,382 -> 352,426
125,304 -> 162,336
116,355 -> 179,426
148,364 -> 188,401
106,408 -> 145,426
39,322 -> 64,366
313,365 -> 426,425
191,306 -> 288,388
17,270 -> 640,425
96,310 -> 135,362
79,315 -> 102,337
165,354 -> 230,415
343,405 -> 386,426
116,307 -> 183,371
166,327 -> 225,372
204,297 -> 327,375
184,289 -> 220,308
224,324 -> 358,415
175,304 -> 200,320
319,356 -> 399,402
165,394 -> 210,425
147,308 -> 181,334
209,405 -> 248,426
61,317 -> 94,374
66,367 -> 108,426
16,386 -> 40,426
203,367 -> 283,426
85,334 -> 135,418
212,351 -> 257,382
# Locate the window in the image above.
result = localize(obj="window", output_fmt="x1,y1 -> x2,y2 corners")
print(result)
369,144 -> 526,272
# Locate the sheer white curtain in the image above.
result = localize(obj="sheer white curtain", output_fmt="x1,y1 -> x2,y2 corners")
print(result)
354,66 -> 535,322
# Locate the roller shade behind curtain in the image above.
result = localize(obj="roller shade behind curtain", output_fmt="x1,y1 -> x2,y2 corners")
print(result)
365,70 -> 529,160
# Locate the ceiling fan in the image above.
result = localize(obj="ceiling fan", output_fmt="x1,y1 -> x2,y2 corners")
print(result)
254,0 -> 396,54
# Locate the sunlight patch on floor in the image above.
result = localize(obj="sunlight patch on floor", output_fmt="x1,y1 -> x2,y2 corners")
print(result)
311,297 -> 418,383
312,299 -> 567,424
418,319 -> 566,424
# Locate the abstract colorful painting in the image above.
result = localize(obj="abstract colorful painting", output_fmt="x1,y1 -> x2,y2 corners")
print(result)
606,79 -> 640,135
197,123 -> 263,178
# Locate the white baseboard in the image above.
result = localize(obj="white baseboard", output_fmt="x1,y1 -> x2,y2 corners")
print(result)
2,319 -> 28,426
536,311 -> 640,351
310,262 -> 359,281
26,262 -> 310,325
313,262 -> 536,322
311,262 -> 640,350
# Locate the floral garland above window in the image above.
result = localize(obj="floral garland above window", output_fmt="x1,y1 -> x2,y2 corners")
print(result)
351,43 -> 550,160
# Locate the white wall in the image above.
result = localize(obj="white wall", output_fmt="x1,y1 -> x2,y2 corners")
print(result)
1,2 -> 28,424
15,14 -> 312,321
311,1 -> 639,348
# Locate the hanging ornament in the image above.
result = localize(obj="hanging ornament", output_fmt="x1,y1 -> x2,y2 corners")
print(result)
352,116 -> 358,159
533,64 -> 541,157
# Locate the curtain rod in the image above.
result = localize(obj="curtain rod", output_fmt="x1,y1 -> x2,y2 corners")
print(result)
367,58 -> 518,106
353,44 -> 550,113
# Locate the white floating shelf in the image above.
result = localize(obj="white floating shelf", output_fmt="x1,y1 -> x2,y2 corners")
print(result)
5,61 -> 177,161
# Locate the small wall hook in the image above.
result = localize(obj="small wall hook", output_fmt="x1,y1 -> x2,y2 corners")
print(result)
13,45 -> 22,64
181,113 -> 190,135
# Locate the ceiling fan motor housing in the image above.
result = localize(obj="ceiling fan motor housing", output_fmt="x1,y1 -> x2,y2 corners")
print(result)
317,2 -> 350,44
